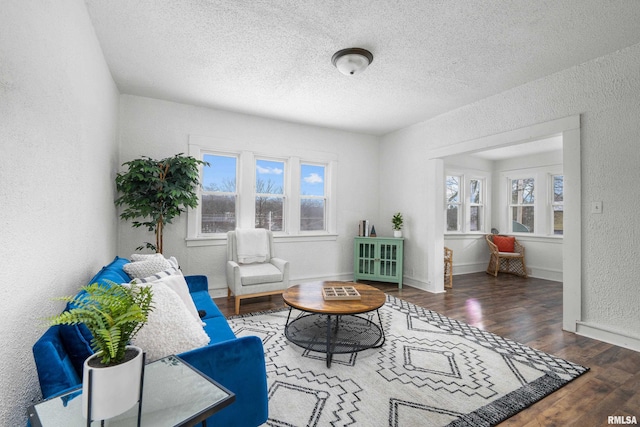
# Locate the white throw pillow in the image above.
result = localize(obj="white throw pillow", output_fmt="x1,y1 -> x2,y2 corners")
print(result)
124,257 -> 172,279
167,256 -> 179,269
129,282 -> 210,362
134,271 -> 204,326
130,253 -> 163,262
133,267 -> 180,283
131,253 -> 179,269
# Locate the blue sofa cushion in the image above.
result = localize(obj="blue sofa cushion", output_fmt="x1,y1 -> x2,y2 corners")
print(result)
46,256 -> 132,386
88,256 -> 131,286
58,324 -> 93,375
190,290 -> 224,320
32,326 -> 82,399
56,256 -> 132,373
203,317 -> 236,344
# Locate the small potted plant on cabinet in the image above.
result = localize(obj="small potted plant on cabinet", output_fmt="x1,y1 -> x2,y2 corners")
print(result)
392,212 -> 404,237
49,282 -> 154,421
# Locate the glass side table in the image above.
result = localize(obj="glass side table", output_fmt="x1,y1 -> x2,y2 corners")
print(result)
28,355 -> 235,427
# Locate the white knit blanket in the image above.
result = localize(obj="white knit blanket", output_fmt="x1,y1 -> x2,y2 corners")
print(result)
236,229 -> 269,264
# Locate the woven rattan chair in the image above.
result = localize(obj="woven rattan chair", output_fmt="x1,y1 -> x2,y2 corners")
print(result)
444,247 -> 453,288
485,234 -> 528,277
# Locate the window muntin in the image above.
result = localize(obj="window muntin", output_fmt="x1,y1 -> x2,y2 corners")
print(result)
255,159 -> 285,231
469,179 -> 483,232
446,175 -> 461,232
300,163 -> 325,231
510,178 -> 535,233
552,175 -> 564,235
201,154 -> 237,234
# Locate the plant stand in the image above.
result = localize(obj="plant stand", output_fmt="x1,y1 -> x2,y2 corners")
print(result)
85,352 -> 146,426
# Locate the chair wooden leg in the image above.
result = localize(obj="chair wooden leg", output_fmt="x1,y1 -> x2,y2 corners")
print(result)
235,296 -> 241,315
486,255 -> 499,276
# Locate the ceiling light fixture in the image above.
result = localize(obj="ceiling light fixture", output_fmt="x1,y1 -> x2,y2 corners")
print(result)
331,48 -> 373,76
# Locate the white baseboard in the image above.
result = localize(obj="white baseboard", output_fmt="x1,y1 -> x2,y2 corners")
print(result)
451,262 -> 485,275
576,321 -> 640,352
527,266 -> 562,282
450,262 -> 562,282
402,276 -> 446,293
209,288 -> 228,298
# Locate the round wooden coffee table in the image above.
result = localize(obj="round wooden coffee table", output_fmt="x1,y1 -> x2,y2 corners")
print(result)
283,281 -> 386,367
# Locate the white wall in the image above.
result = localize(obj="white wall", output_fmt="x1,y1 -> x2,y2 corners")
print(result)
117,95 -> 380,292
380,42 -> 640,349
0,2 -> 120,425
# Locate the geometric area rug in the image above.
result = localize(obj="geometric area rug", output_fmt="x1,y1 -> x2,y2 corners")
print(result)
228,295 -> 589,427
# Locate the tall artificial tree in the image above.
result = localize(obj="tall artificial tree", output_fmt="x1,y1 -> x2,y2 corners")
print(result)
115,154 -> 207,253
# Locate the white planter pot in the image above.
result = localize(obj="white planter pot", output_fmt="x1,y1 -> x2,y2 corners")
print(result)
393,230 -> 402,238
82,345 -> 144,421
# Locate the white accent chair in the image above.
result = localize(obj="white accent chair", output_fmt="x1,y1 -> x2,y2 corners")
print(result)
226,229 -> 290,314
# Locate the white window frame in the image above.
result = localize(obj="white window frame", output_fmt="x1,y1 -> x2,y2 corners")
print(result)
254,157 -> 287,232
299,161 -> 327,233
468,178 -> 485,232
198,151 -> 239,236
186,137 -> 337,245
550,174 -> 564,236
508,175 -> 536,234
499,166 -> 563,237
445,174 -> 462,232
445,170 -> 489,234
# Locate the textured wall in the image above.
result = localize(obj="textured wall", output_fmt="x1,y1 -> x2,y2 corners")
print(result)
381,43 -> 640,343
0,2 -> 120,425
117,95 -> 380,291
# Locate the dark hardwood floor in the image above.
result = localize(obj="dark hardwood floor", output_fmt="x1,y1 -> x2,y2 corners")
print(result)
214,273 -> 640,427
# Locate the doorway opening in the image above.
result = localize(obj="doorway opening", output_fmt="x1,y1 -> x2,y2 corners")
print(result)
425,115 -> 581,332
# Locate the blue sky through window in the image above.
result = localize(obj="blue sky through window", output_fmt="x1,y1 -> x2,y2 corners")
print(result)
203,154 -> 236,191
301,164 -> 324,196
256,159 -> 284,194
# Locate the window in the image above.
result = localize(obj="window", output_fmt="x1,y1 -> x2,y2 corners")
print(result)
300,163 -> 325,231
552,175 -> 564,235
187,138 -> 337,242
510,178 -> 535,233
255,159 -> 285,231
445,173 -> 487,233
501,166 -> 562,237
200,154 -> 237,234
469,179 -> 484,232
446,175 -> 461,232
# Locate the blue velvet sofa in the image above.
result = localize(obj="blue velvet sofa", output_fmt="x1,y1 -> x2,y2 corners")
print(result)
32,256 -> 269,426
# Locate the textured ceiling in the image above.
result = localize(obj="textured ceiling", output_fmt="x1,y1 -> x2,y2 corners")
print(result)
85,1 -> 640,136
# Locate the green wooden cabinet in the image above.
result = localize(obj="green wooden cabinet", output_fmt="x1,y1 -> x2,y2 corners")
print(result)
353,237 -> 404,289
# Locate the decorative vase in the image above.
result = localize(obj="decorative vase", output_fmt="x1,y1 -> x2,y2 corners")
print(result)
82,345 -> 144,421
394,230 -> 402,238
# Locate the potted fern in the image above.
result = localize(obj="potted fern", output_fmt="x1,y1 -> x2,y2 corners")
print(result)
49,282 -> 154,420
392,212 -> 404,237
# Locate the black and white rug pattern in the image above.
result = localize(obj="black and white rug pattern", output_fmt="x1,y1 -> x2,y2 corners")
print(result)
228,295 -> 588,427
